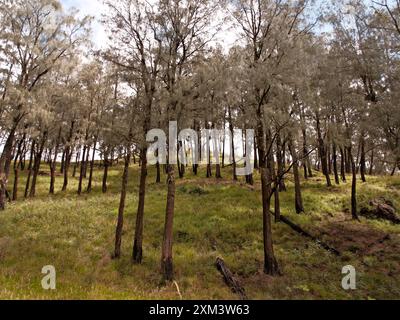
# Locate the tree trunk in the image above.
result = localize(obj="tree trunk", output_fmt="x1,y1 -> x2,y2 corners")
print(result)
258,125 -> 280,276
161,164 -> 176,281
77,145 -> 87,195
12,167 -> 19,202
113,151 -> 131,259
276,133 -> 286,192
102,152 -> 109,193
0,125 -> 17,210
369,150 -> 374,176
60,151 -> 65,174
360,137 -> 367,183
340,147 -> 346,182
349,147 -> 360,221
83,144 -> 90,178
62,121 -> 75,191
133,148 -> 148,264
332,143 -> 340,185
289,139 -> 304,214
24,141 -> 35,198
12,138 -> 24,201
316,113 -> 332,187
87,140 -> 97,193
29,132 -> 47,198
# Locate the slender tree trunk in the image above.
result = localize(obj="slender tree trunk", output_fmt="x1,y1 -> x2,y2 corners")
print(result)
50,126 -> 62,195
258,123 -> 280,276
271,155 -> 280,222
113,151 -> 131,259
369,150 -> 374,176
161,164 -> 175,281
102,152 -> 110,193
340,147 -> 346,182
332,143 -> 340,185
316,113 -> 332,187
83,145 -> 90,178
360,137 -> 367,183
133,148 -> 148,264
276,133 -> 286,192
49,149 -> 56,195
87,140 -> 97,193
289,139 -> 304,214
254,136 -> 259,170
60,151 -> 65,174
12,138 -> 24,201
30,132 -> 48,198
348,147 -> 360,221
77,145 -> 87,195
62,121 -> 75,191
0,125 -> 17,210
24,141 -> 35,198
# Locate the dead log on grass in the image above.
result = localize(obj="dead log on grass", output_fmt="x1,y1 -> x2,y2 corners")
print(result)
215,257 -> 248,300
278,214 -> 341,256
360,198 -> 400,225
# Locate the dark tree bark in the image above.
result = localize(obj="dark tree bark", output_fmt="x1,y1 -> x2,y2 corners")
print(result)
316,113 -> 332,187
349,147 -> 360,221
24,141 -> 35,198
83,144 -> 90,179
49,125 -> 63,195
29,131 -> 48,198
0,124 -> 18,210
254,136 -> 259,170
244,130 -> 253,185
332,143 -> 340,185
87,139 -> 98,193
77,144 -> 88,195
133,148 -> 148,264
340,147 -> 346,182
102,151 -> 110,193
161,164 -> 176,281
369,150 -> 374,176
62,121 -> 75,191
113,151 -> 131,259
289,139 -> 304,214
215,257 -> 248,300
60,150 -> 65,174
271,155 -> 281,222
301,108 -> 312,179
12,137 -> 25,201
258,122 -> 280,276
276,133 -> 286,192
360,137 -> 367,183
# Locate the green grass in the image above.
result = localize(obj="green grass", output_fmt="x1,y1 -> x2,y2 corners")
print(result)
0,163 -> 399,300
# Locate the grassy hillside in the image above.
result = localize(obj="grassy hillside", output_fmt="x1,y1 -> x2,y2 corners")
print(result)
0,164 -> 399,300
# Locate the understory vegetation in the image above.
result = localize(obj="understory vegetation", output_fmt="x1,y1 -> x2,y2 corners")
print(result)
0,165 -> 399,300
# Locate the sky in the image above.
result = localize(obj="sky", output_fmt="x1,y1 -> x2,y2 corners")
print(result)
61,0 -> 239,50
61,0 -> 109,49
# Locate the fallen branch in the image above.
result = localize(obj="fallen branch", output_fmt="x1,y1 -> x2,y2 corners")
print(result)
277,214 -> 341,256
215,257 -> 248,300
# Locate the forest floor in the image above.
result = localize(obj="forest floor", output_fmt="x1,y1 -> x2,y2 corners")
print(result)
0,164 -> 399,300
